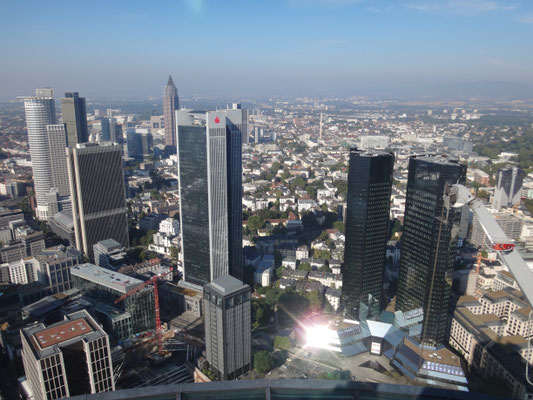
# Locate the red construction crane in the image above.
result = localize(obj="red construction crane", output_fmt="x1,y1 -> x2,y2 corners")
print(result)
114,267 -> 173,354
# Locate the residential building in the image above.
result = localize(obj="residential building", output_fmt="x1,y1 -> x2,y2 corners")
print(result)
60,92 -> 89,145
396,155 -> 466,345
176,110 -> 243,287
21,310 -> 114,399
203,275 -> 251,380
342,148 -> 394,320
163,75 -> 179,149
66,143 -> 129,259
159,217 -> 179,236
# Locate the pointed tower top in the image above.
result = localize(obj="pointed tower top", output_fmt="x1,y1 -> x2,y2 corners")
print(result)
167,75 -> 175,87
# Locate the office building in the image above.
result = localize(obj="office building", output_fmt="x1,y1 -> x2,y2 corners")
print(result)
46,124 -> 70,197
22,88 -> 56,220
176,110 -> 243,287
342,149 -> 394,320
109,119 -> 123,144
71,263 -> 154,334
126,129 -> 153,160
60,92 -> 89,145
30,246 -> 81,293
203,275 -> 251,380
21,309 -> 114,399
93,239 -> 127,271
0,231 -> 45,263
492,166 -> 525,210
226,103 -> 249,145
359,135 -> 390,150
67,143 -> 129,259
163,75 -> 179,149
48,211 -> 76,247
396,155 -> 466,345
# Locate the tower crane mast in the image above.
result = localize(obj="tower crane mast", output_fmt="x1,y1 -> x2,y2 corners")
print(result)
114,267 -> 173,354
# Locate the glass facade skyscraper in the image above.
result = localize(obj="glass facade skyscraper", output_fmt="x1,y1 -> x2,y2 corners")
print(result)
60,92 -> 89,146
163,75 -> 179,149
176,110 -> 243,288
396,155 -> 466,345
342,148 -> 394,320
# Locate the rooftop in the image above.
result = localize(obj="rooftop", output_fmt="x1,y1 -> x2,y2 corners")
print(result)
71,263 -> 144,294
34,318 -> 93,349
209,275 -> 247,295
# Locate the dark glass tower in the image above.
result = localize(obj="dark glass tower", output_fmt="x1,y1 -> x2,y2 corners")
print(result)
177,110 -> 243,288
60,92 -> 88,145
342,148 -> 394,320
67,143 -> 129,260
163,75 -> 179,149
396,155 -> 466,346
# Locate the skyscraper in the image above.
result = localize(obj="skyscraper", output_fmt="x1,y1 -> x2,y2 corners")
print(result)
60,92 -> 88,145
396,155 -> 466,346
227,103 -> 249,145
203,275 -> 251,380
163,75 -> 179,149
46,124 -> 70,197
21,309 -> 114,399
22,88 -> 56,220
492,166 -> 525,210
342,148 -> 394,320
176,110 -> 243,288
66,143 -> 129,259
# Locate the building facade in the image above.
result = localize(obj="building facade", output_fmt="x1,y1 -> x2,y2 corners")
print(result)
71,263 -> 154,334
492,167 -> 525,210
396,155 -> 466,345
22,89 -> 57,220
342,149 -> 394,320
66,143 -> 129,260
21,310 -> 114,400
60,92 -> 89,146
163,75 -> 179,148
45,124 -> 70,197
203,275 -> 251,380
176,110 -> 243,288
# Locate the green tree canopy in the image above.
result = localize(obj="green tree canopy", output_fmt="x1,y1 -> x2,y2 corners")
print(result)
298,262 -> 311,272
247,215 -> 264,231
273,336 -> 291,350
333,221 -> 345,233
254,350 -> 273,374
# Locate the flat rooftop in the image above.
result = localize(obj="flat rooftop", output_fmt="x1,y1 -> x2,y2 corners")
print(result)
34,318 -> 93,349
71,263 -> 144,294
209,275 -> 247,295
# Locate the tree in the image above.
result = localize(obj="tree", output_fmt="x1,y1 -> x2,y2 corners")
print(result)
305,290 -> 323,310
273,336 -> 291,350
247,215 -> 264,232
318,231 -> 328,241
170,246 -> 179,261
291,177 -> 306,191
298,262 -> 311,272
271,161 -> 281,174
318,369 -> 351,380
254,350 -> 273,374
319,265 -> 332,273
313,249 -> 331,260
333,221 -> 345,233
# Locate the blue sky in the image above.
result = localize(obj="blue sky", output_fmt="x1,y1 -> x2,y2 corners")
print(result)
1,0 -> 533,99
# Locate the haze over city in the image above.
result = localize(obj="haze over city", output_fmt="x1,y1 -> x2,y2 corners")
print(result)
1,0 -> 533,99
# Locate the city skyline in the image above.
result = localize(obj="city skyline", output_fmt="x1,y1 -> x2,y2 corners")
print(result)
2,1 -> 533,99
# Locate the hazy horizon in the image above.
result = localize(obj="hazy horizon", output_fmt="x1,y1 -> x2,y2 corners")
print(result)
2,0 -> 533,100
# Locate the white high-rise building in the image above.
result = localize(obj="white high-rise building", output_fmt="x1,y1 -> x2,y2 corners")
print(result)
22,89 -> 56,220
46,124 -> 70,197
